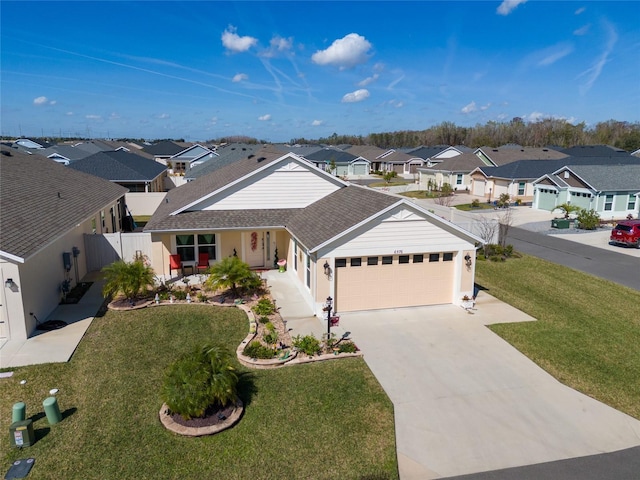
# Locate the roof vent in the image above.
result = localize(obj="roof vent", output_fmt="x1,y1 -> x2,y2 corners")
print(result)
248,154 -> 255,159
257,156 -> 266,162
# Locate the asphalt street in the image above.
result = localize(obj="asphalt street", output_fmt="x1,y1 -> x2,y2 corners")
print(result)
506,226 -> 640,291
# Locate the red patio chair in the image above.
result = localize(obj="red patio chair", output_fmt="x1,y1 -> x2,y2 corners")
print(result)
197,252 -> 209,273
169,254 -> 182,276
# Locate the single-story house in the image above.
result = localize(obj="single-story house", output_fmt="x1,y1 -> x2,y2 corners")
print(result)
144,146 -> 482,316
474,145 -> 568,167
186,143 -> 264,181
67,150 -> 167,193
418,153 -> 486,191
0,148 -> 127,341
533,164 -> 640,219
303,148 -> 371,177
346,145 -> 423,174
402,145 -> 471,162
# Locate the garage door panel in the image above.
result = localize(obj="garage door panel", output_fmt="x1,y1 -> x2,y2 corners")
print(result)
336,256 -> 454,312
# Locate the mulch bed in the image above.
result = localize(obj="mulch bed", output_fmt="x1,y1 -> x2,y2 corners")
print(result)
170,403 -> 237,428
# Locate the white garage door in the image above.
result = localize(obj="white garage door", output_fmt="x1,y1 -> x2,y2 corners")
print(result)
473,179 -> 485,196
335,253 -> 455,312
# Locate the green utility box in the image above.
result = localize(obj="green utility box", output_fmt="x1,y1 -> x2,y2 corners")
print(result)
12,402 -> 26,422
551,218 -> 570,229
43,396 -> 62,425
9,419 -> 35,448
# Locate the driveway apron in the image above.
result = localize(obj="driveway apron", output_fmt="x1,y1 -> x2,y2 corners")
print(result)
339,302 -> 640,479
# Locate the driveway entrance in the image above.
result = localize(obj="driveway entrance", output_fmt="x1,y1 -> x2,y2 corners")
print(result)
339,297 -> 640,479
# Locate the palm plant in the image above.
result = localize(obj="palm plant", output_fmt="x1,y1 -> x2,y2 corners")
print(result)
102,257 -> 155,300
205,256 -> 261,297
553,203 -> 580,219
162,344 -> 239,419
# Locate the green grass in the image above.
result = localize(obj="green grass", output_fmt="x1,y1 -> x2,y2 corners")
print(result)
1,306 -> 398,480
476,254 -> 640,419
398,190 -> 437,199
368,181 -> 412,188
455,202 -> 494,211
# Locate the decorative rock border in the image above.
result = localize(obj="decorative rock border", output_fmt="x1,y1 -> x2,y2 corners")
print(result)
159,397 -> 244,437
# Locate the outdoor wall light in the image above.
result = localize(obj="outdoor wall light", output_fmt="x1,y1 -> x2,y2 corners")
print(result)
464,254 -> 472,267
323,261 -> 332,278
5,278 -> 15,288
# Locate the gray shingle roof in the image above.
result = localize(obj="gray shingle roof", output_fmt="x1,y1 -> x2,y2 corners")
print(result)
418,152 -> 484,172
67,150 -> 166,182
0,148 -> 127,261
304,148 -> 359,164
186,143 -> 263,180
559,145 -> 629,157
475,146 -> 568,166
562,164 -> 640,191
142,140 -> 186,156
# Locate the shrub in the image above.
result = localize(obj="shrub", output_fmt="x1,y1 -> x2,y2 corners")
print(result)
253,297 -> 275,316
243,341 -> 275,359
576,208 -> 600,230
161,345 -> 238,420
173,290 -> 187,300
471,199 -> 480,208
205,256 -> 262,297
197,292 -> 207,302
338,341 -> 358,353
292,334 -> 321,356
258,315 -> 270,324
102,256 -> 155,300
263,329 -> 279,345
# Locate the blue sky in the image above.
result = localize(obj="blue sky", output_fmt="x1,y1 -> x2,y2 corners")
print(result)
1,1 -> 639,142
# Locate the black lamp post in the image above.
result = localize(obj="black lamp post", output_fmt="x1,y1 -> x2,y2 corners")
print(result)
325,296 -> 333,340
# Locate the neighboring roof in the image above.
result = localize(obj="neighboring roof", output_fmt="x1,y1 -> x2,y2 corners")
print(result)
418,152 -> 485,172
473,155 -> 640,180
558,145 -> 630,157
40,144 -> 95,162
344,145 -> 388,159
186,143 -> 264,180
304,148 -> 360,164
0,148 -> 127,262
142,140 -> 186,156
557,164 -> 640,191
67,150 -> 166,182
474,146 -> 568,166
402,145 -> 466,159
272,144 -> 325,157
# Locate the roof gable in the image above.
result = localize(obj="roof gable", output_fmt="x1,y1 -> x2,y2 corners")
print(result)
67,151 -> 166,181
171,144 -> 214,161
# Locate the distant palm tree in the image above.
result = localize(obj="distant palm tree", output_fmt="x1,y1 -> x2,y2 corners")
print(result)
102,257 -> 155,300
162,344 -> 239,419
553,203 -> 580,219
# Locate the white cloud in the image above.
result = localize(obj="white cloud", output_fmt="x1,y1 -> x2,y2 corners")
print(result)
109,112 -> 120,120
311,33 -> 372,69
575,7 -> 586,15
341,89 -> 370,103
573,24 -> 590,36
480,103 -> 491,111
497,0 -> 527,16
65,112 -> 74,116
577,21 -> 618,94
358,74 -> 379,87
210,117 -> 218,125
525,111 -> 545,122
270,36 -> 292,52
537,45 -> 574,66
461,101 -> 478,114
311,120 -> 323,126
157,113 -> 170,119
388,99 -> 404,108
258,114 -> 271,121
85,114 -> 101,120
221,25 -> 258,53
49,100 -> 57,106
232,73 -> 248,82
33,96 -> 48,105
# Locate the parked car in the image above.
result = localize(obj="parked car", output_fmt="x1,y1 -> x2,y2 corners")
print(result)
609,220 -> 640,248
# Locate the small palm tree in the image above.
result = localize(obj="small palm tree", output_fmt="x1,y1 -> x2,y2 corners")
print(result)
162,344 -> 239,420
553,203 -> 580,219
102,256 -> 155,300
205,256 -> 261,297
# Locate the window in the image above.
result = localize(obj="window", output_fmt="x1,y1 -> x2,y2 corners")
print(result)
294,242 -> 298,270
456,174 -> 463,185
399,255 -> 410,264
176,234 -> 195,261
604,194 -> 614,211
367,257 -> 378,266
429,253 -> 439,262
197,234 -> 217,260
628,194 -> 636,210
306,255 -> 311,288
518,182 -> 525,196
350,258 -> 362,267
413,254 -> 424,263
382,256 -> 393,265
443,252 -> 454,261
335,258 -> 347,268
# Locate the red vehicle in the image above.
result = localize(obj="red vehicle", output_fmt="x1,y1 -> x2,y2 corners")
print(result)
610,219 -> 640,248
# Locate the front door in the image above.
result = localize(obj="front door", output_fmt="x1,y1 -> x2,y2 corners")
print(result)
244,231 -> 264,268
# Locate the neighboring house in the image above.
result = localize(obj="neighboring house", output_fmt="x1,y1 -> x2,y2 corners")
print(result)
533,164 -> 640,219
474,145 -> 568,166
142,140 -> 189,165
470,155 -> 640,203
346,145 -> 423,174
144,146 -> 482,315
186,143 -> 263,181
402,145 -> 471,162
12,138 -> 50,150
41,141 -> 155,165
556,145 -> 630,157
417,153 -> 486,191
303,148 -> 370,176
0,148 -> 127,342
168,144 -> 218,172
67,150 -> 167,193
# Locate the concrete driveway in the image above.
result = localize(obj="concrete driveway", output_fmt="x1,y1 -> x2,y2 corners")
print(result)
338,295 -> 640,479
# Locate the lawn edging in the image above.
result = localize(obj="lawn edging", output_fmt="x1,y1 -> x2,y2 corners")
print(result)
159,397 -> 244,437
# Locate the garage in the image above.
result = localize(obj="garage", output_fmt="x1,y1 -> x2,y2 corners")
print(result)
536,188 -> 558,211
472,178 -> 486,196
334,252 -> 455,312
352,162 -> 368,175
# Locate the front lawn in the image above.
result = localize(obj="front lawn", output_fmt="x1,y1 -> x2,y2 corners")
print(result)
476,254 -> 640,419
1,306 -> 398,480
455,202 -> 494,211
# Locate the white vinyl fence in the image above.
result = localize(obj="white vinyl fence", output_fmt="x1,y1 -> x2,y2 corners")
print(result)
84,232 -> 152,272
